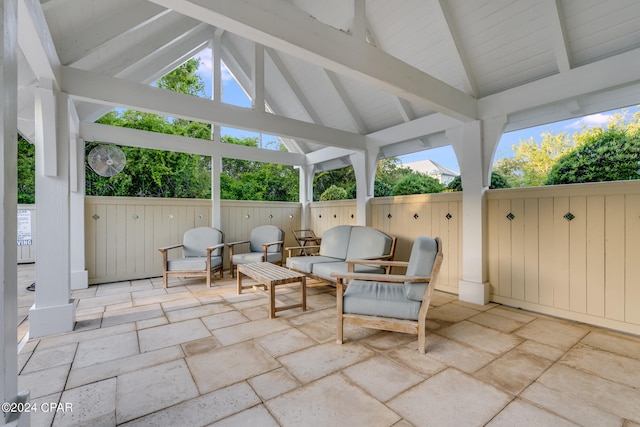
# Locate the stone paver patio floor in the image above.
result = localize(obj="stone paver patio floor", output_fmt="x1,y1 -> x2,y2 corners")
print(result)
15,264 -> 640,426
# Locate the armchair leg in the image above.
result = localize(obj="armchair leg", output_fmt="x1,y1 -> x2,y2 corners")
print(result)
336,279 -> 345,345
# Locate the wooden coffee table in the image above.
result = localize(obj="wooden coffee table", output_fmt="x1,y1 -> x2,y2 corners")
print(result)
236,262 -> 307,318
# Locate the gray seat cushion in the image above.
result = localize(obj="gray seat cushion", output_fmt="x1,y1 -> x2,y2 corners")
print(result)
167,256 -> 222,272
343,280 -> 421,321
345,226 -> 393,260
319,225 -> 352,259
183,227 -> 223,257
232,252 -> 281,265
249,225 -> 283,253
286,256 -> 341,274
403,236 -> 438,301
312,261 -> 385,280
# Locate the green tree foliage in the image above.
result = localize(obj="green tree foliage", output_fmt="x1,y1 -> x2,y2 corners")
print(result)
320,185 -> 349,201
313,167 -> 355,201
391,173 -> 444,195
493,132 -> 575,187
86,58 -> 299,201
545,120 -> 640,185
446,171 -> 511,191
17,135 -> 35,204
220,137 -> 298,201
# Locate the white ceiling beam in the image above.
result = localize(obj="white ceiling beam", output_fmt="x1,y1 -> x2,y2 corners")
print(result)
366,113 -> 462,148
57,1 -> 170,65
75,22 -> 212,123
432,0 -> 478,97
305,147 -> 356,165
220,41 -> 304,154
73,16 -> 206,77
80,122 -> 305,165
18,0 -> 61,83
352,0 -> 367,41
148,0 -> 477,121
324,70 -> 368,134
479,47 -> 640,120
266,48 -> 324,126
62,66 -> 365,150
545,0 -> 572,73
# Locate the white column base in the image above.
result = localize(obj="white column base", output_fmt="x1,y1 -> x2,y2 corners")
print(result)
70,270 -> 88,290
458,280 -> 490,305
28,301 -> 75,338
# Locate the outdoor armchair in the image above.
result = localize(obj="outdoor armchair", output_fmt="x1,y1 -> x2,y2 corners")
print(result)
158,227 -> 225,288
331,236 -> 443,354
227,225 -> 285,278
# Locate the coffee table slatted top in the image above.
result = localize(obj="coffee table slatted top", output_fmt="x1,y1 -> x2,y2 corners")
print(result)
238,262 -> 305,285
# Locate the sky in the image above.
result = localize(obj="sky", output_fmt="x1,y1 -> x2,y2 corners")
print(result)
193,48 -> 639,172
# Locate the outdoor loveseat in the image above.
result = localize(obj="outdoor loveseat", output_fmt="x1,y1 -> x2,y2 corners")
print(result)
286,225 -> 396,283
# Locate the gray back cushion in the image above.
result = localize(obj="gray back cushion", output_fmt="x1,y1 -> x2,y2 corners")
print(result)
183,227 -> 223,257
345,226 -> 392,260
403,236 -> 438,301
319,225 -> 352,259
249,225 -> 283,253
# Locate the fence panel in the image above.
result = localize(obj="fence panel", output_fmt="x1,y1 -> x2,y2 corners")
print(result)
487,181 -> 640,334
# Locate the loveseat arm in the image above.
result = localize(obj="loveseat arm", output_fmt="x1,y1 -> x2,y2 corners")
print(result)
285,244 -> 320,257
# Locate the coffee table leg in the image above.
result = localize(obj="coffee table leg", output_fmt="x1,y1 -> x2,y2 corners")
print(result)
269,283 -> 276,319
301,277 -> 306,312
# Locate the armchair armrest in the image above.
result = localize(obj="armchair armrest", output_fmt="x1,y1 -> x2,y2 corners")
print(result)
331,271 -> 430,284
345,257 -> 407,274
205,243 -> 226,253
345,259 -> 409,268
226,240 -> 250,248
158,244 -> 184,270
262,240 -> 284,249
157,244 -> 183,253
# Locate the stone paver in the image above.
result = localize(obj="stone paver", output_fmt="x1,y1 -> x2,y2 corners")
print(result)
266,374 -> 401,427
14,265 -> 640,426
388,368 -> 511,427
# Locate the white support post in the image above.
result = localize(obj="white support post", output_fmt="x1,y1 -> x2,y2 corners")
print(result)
69,102 -> 87,290
211,32 -> 223,229
1,1 -> 29,425
211,149 -> 222,229
298,164 -> 314,229
350,150 -> 376,226
450,118 -> 506,305
29,85 -> 74,338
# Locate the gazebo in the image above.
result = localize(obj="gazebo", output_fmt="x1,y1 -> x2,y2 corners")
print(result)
2,0 -> 640,422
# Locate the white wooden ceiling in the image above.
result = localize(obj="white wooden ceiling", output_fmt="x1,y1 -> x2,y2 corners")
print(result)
17,0 -> 640,169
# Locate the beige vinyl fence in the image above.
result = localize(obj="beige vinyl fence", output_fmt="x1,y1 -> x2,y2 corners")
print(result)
85,197 -> 301,284
28,181 -> 640,335
487,180 -> 640,335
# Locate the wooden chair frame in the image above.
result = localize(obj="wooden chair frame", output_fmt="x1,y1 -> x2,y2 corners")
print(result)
158,228 -> 226,288
331,237 -> 443,354
227,227 -> 285,278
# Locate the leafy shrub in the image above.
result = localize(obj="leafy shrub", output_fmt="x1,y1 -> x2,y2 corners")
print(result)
446,172 -> 510,191
320,185 -> 349,201
391,173 -> 444,196
545,127 -> 640,185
